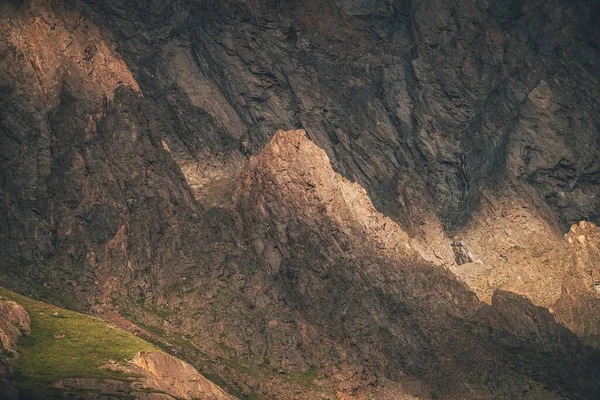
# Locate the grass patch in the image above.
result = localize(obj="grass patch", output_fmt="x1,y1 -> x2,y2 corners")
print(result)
286,364 -> 320,389
0,288 -> 160,399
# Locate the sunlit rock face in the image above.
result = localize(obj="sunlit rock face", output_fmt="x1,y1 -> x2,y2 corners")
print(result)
554,221 -> 600,346
54,351 -> 234,399
1,0 -> 600,398
0,296 -> 30,400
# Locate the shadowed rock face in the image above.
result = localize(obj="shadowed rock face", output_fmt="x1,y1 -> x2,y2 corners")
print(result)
74,0 -> 599,231
228,130 -> 600,398
1,0 -> 600,399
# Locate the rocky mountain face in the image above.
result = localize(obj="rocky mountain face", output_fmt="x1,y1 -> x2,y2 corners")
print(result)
1,0 -> 599,398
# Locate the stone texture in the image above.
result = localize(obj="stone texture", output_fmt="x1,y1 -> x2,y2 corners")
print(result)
53,351 -> 234,400
1,0 -> 600,399
0,296 -> 30,400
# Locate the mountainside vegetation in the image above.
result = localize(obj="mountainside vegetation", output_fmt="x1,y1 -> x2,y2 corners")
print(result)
1,0 -> 599,398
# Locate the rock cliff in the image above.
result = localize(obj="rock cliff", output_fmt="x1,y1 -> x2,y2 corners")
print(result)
1,0 -> 599,398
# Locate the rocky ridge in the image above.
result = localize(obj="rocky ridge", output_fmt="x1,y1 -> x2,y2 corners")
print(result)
1,0 -> 599,399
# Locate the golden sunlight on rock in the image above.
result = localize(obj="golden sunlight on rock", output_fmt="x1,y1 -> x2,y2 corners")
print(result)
1,0 -> 139,108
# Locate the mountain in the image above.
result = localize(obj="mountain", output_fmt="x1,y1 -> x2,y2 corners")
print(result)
0,0 -> 599,398
0,287 -> 233,399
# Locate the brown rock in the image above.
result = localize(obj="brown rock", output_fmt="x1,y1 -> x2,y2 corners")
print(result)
54,351 -> 235,399
0,297 -> 30,400
1,0 -> 599,399
126,352 -> 233,400
0,297 -> 30,354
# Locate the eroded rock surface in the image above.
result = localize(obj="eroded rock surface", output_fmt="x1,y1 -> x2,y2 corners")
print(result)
1,0 -> 600,398
0,296 -> 30,400
554,221 -> 600,346
53,351 -> 234,400
228,131 -> 600,398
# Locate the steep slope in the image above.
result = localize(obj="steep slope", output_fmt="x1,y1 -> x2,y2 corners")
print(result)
71,129 -> 600,399
75,0 -> 599,230
227,130 -> 600,398
1,0 -> 600,399
0,294 -> 30,400
0,287 -> 233,400
554,221 -> 600,346
0,0 -> 204,313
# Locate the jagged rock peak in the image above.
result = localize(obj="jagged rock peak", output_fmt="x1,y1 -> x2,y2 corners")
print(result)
254,129 -> 334,172
245,129 -> 411,252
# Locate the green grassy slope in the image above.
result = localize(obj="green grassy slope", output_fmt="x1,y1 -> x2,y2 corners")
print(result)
0,287 -> 161,399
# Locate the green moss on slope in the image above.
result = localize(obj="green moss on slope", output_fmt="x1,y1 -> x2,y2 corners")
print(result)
0,288 -> 160,399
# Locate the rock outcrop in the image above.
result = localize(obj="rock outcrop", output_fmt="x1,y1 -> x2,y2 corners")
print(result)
0,296 -> 30,400
228,130 -> 600,398
1,0 -> 600,399
54,351 -> 234,400
70,0 -> 599,232
554,221 -> 600,346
